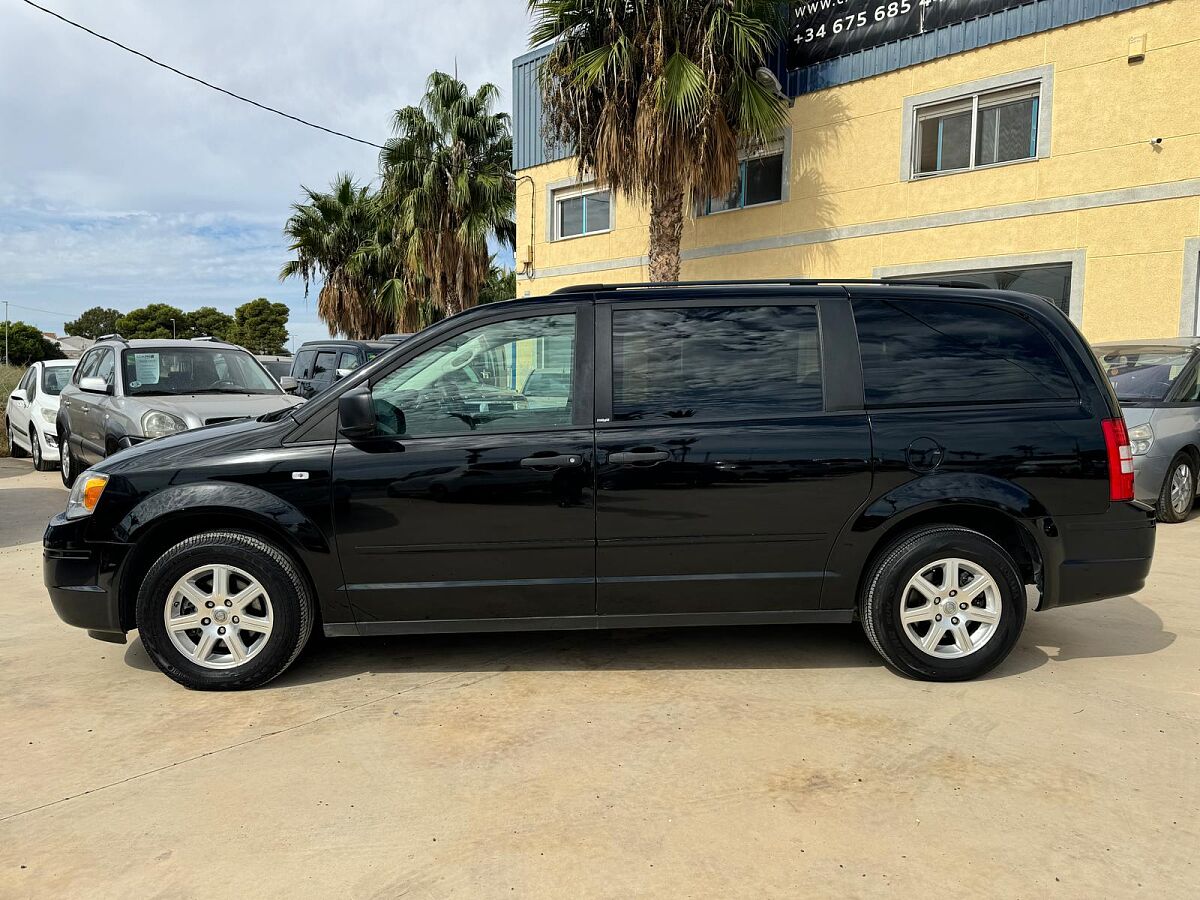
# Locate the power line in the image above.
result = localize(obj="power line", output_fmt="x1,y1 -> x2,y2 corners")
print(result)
17,0 -> 387,150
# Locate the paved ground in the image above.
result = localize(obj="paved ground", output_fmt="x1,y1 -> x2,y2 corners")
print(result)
0,457 -> 1197,898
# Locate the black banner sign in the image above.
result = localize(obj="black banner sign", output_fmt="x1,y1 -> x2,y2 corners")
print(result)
789,0 -> 1033,68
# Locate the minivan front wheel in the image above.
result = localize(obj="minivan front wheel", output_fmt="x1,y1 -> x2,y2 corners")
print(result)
860,526 -> 1026,681
137,531 -> 314,690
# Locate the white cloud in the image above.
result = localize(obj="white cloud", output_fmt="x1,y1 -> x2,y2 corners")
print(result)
0,0 -> 531,345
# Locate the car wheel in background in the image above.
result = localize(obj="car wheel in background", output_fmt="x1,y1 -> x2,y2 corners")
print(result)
860,525 -> 1026,682
136,531 -> 315,690
59,431 -> 76,487
8,422 -> 29,458
1156,452 -> 1197,524
31,428 -> 53,471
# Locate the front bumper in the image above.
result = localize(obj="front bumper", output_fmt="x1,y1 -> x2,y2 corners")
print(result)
1038,501 -> 1156,609
1132,454 -> 1170,505
43,513 -> 132,642
33,425 -> 61,462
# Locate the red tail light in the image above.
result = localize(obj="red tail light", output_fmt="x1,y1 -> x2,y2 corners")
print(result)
1102,418 -> 1135,502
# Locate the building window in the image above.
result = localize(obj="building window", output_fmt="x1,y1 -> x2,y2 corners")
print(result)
898,263 -> 1073,315
913,83 -> 1041,177
554,186 -> 611,240
699,146 -> 785,215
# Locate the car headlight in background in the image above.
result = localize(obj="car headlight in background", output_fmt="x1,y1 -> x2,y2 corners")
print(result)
141,410 -> 186,439
65,471 -> 109,520
1127,423 -> 1154,456
39,407 -> 57,425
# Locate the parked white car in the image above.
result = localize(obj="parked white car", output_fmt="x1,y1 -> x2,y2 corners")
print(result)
6,359 -> 78,470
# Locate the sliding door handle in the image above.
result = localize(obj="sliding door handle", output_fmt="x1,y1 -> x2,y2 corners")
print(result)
608,449 -> 670,465
521,453 -> 584,469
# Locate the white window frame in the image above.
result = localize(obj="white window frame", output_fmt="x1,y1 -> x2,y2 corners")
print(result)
552,184 -> 612,241
901,65 -> 1054,182
697,139 -> 789,216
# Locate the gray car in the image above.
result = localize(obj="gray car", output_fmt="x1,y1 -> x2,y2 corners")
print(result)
57,337 -> 304,487
1095,338 -> 1200,523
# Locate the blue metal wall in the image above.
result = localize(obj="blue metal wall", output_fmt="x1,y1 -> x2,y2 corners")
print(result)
513,0 -> 1166,171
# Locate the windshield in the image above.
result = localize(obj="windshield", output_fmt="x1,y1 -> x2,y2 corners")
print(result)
40,365 -> 74,396
121,347 -> 280,396
1096,347 -> 1196,401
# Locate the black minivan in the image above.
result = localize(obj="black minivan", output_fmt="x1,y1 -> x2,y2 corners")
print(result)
45,280 -> 1156,689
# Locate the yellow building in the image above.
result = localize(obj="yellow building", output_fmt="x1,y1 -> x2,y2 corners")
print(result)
511,0 -> 1200,340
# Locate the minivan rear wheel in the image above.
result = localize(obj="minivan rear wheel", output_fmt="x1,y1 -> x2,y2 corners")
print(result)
860,526 -> 1026,681
136,531 -> 315,690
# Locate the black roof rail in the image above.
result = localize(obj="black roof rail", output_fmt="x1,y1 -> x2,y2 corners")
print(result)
550,277 -> 988,294
95,333 -> 128,343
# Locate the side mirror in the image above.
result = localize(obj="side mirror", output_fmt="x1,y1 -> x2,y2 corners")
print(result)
335,368 -> 354,379
278,376 -> 299,394
338,385 -> 378,439
80,377 -> 111,395
9,388 -> 27,404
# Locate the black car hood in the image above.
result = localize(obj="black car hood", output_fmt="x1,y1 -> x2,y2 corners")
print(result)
97,415 -> 299,474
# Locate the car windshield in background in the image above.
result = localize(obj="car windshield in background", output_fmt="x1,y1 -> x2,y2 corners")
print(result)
260,359 -> 293,379
40,366 -> 73,395
1097,347 -> 1196,402
121,348 -> 280,396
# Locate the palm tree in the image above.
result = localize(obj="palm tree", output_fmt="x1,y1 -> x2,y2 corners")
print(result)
279,174 -> 391,339
378,72 -> 516,317
530,0 -> 790,281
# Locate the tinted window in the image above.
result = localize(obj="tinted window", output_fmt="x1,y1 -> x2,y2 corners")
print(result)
260,359 -> 293,379
853,299 -> 1076,407
293,350 -> 316,379
337,351 -> 360,372
370,314 -> 576,437
1096,347 -> 1197,402
312,351 -> 337,385
612,305 -> 823,421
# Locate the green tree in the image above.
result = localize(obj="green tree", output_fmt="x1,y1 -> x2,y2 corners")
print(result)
530,0 -> 789,281
478,261 -> 516,304
116,303 -> 186,339
377,72 -> 516,318
64,306 -> 121,339
183,306 -> 235,341
229,298 -> 289,354
280,175 -> 392,340
4,321 -> 64,366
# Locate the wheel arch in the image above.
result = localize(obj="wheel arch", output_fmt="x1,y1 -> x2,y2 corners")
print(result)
821,474 -> 1046,611
112,482 -> 330,633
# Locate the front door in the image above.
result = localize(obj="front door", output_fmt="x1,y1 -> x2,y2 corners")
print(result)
332,303 -> 596,630
594,295 -> 873,622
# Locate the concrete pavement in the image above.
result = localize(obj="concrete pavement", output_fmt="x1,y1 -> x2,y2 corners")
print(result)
0,459 -> 1196,897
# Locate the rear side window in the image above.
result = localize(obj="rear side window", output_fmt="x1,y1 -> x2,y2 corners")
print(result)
853,298 -> 1076,407
612,305 -> 823,421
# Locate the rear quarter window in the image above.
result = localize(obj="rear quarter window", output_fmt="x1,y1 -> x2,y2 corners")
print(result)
853,298 -> 1077,407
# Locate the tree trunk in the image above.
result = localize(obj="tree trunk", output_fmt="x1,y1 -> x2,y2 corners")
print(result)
647,179 -> 685,282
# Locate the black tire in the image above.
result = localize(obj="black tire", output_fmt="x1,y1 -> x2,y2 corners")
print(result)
7,422 -> 29,458
1155,452 -> 1196,524
59,430 -> 76,487
31,428 -> 53,471
860,525 -> 1027,682
136,531 -> 315,690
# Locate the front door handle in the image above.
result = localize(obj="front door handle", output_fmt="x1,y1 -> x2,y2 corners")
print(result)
608,449 -> 670,465
520,453 -> 584,469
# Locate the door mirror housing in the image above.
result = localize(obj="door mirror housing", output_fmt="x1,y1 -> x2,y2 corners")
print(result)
338,385 -> 378,439
278,375 -> 299,394
79,377 -> 111,395
9,388 -> 27,404
335,368 -> 354,379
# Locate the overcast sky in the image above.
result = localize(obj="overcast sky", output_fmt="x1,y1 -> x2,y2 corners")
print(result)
0,0 -> 531,348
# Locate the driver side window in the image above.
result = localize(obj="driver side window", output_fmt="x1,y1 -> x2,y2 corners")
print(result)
370,313 -> 576,437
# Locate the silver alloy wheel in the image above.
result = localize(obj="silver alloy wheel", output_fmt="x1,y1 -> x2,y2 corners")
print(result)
60,440 -> 70,479
163,563 -> 274,670
899,557 -> 1002,659
31,429 -> 42,467
1169,463 -> 1194,518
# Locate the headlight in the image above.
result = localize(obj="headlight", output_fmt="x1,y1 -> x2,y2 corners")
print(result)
141,410 -> 186,439
1128,423 -> 1154,456
66,471 -> 109,520
39,407 -> 57,425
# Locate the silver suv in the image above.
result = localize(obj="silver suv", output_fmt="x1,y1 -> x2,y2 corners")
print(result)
57,336 -> 304,487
